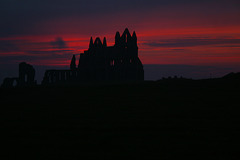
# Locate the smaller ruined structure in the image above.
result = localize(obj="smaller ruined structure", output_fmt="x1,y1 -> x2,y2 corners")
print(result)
18,62 -> 36,86
1,62 -> 36,88
1,29 -> 144,87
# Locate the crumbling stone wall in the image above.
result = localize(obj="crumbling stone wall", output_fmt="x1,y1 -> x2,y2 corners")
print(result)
1,62 -> 36,87
18,62 -> 36,86
42,28 -> 144,85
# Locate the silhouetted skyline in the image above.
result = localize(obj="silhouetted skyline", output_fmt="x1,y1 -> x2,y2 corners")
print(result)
42,29 -> 144,85
1,2 -> 240,157
1,0 -> 240,83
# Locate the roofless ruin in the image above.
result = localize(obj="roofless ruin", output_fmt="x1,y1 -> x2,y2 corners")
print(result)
1,28 -> 144,87
42,28 -> 144,84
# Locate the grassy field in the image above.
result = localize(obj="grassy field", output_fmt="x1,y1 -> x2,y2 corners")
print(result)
1,80 -> 240,159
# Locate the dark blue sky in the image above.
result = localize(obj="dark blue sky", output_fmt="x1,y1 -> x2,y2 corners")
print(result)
1,0 -> 240,83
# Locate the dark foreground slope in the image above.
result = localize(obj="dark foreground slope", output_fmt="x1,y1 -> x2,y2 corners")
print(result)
1,79 -> 240,159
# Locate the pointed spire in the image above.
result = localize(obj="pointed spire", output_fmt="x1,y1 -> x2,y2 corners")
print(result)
89,37 -> 94,49
70,55 -> 76,70
103,37 -> 107,47
115,31 -> 120,38
123,28 -> 131,44
94,37 -> 102,48
124,28 -> 130,34
132,31 -> 137,39
132,31 -> 137,45
115,31 -> 120,46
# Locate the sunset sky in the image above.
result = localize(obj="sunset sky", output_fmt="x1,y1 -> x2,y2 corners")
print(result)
1,0 -> 240,82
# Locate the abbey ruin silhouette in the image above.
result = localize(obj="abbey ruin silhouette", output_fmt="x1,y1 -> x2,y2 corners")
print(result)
1,62 -> 36,87
42,28 -> 144,85
1,28 -> 144,87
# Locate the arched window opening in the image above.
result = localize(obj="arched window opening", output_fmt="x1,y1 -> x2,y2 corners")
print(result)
13,80 -> 17,87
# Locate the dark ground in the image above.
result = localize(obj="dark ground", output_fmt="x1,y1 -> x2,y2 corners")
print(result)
1,78 -> 240,159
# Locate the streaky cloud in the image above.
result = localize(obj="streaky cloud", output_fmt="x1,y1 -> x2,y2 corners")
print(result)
144,38 -> 240,48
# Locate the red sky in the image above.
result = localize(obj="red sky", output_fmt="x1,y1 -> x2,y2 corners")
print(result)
1,25 -> 240,66
1,0 -> 240,81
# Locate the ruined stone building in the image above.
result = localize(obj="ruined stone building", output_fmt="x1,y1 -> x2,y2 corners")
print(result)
1,62 -> 36,87
42,28 -> 144,84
